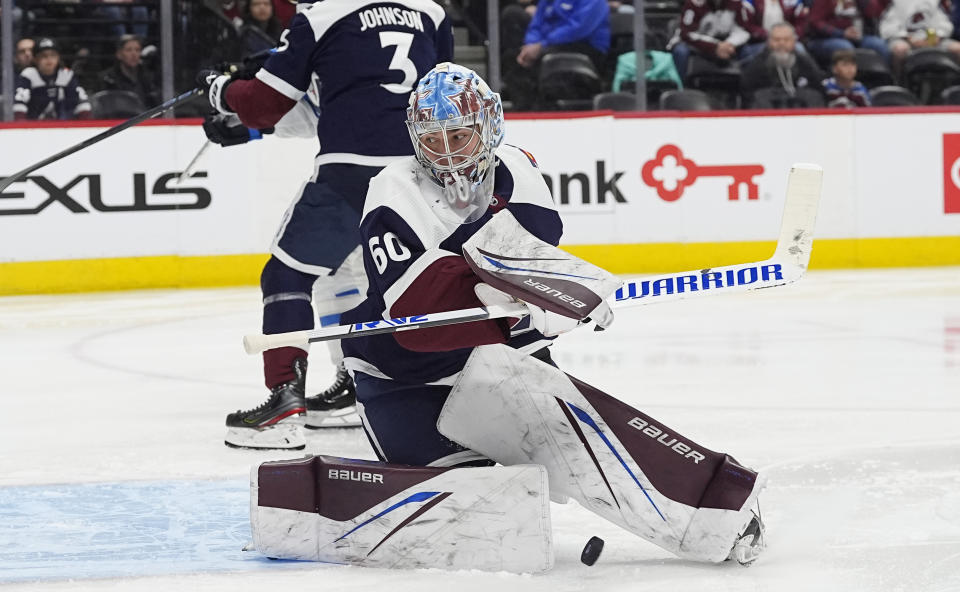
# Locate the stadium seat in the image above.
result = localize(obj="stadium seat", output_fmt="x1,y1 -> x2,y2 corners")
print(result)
659,89 -> 711,111
593,91 -> 639,111
902,48 -> 960,104
620,79 -> 679,110
684,54 -> 741,108
749,87 -> 825,109
854,48 -> 894,89
609,12 -> 635,57
537,52 -> 603,110
941,84 -> 960,104
90,90 -> 146,119
869,85 -> 920,106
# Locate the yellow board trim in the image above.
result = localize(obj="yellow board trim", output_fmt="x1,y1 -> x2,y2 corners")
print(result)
1,237 -> 959,296
562,236 -> 960,274
0,254 -> 270,296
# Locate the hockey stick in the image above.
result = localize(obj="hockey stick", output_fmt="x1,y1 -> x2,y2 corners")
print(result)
0,88 -> 203,193
242,163 -> 822,354
613,162 -> 822,307
177,140 -> 212,184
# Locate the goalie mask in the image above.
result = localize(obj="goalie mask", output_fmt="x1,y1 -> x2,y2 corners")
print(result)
407,63 -> 504,224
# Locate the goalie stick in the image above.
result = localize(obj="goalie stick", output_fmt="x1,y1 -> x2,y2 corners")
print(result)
242,163 -> 822,355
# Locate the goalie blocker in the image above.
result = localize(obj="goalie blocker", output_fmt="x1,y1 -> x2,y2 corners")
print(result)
463,209 -> 621,335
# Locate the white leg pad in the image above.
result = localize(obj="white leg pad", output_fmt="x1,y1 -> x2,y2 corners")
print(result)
437,344 -> 764,563
250,455 -> 553,573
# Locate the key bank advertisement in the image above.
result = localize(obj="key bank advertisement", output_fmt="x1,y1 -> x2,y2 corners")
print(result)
1,110 -> 959,293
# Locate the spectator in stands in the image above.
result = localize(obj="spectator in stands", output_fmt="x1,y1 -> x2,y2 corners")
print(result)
668,0 -> 750,80
217,0 -> 246,29
95,0 -> 150,39
741,22 -> 826,105
880,0 -> 960,77
738,0 -> 810,62
14,38 -> 92,120
823,48 -> 872,106
806,0 -> 890,66
502,0 -> 610,110
273,0 -> 297,28
242,0 -> 284,55
98,35 -> 159,108
15,38 -> 35,74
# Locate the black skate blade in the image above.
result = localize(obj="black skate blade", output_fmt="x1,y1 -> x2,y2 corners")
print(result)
223,441 -> 306,451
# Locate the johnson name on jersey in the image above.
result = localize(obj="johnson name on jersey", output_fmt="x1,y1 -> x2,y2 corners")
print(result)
341,144 -> 563,384
256,0 -> 453,163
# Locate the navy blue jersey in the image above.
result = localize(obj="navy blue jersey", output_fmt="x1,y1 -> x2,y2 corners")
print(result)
341,145 -> 563,384
256,0 -> 453,162
14,67 -> 91,120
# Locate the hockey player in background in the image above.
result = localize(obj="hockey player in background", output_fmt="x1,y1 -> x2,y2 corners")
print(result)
247,63 -> 768,570
197,0 -> 453,450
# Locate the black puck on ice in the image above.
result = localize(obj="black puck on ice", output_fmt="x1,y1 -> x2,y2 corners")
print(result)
580,536 -> 605,566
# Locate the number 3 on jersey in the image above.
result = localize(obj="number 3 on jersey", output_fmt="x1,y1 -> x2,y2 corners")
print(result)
369,232 -> 412,273
380,32 -> 416,94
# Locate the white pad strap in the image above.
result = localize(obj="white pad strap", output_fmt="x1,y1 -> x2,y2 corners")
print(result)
251,454 -> 553,573
437,344 -> 765,563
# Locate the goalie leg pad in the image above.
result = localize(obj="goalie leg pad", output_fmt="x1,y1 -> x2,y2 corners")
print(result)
250,455 -> 553,573
437,344 -> 765,563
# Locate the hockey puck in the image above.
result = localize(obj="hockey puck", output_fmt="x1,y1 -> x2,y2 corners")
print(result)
580,536 -> 605,566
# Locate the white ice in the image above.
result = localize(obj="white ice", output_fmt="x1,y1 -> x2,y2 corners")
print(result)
1,267 -> 959,591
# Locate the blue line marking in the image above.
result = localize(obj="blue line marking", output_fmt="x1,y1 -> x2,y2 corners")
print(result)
334,492 -> 440,542
482,255 -> 597,281
0,479 -> 304,584
334,288 -> 361,298
567,403 -> 667,521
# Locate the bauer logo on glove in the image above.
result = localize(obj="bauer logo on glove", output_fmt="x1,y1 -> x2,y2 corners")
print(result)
463,210 -> 622,333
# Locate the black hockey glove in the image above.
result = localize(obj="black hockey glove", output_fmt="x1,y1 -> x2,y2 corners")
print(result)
202,113 -> 274,147
196,68 -> 234,115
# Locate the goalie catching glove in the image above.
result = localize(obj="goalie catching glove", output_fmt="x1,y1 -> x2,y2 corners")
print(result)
463,210 -> 621,336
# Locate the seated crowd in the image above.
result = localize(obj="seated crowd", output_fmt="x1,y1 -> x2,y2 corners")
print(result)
9,0 -> 289,120
501,0 -> 960,110
9,0 -> 960,119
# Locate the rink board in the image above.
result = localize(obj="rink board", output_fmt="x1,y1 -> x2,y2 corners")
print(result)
1,109 -> 959,294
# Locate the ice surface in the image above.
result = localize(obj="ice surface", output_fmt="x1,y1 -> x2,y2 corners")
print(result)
1,267 -> 958,591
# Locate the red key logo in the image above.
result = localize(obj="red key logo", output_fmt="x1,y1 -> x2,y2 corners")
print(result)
942,133 -> 960,214
641,144 -> 764,202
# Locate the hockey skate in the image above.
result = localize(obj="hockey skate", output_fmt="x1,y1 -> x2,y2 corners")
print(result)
224,358 -> 307,450
305,363 -> 361,428
728,509 -> 766,565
